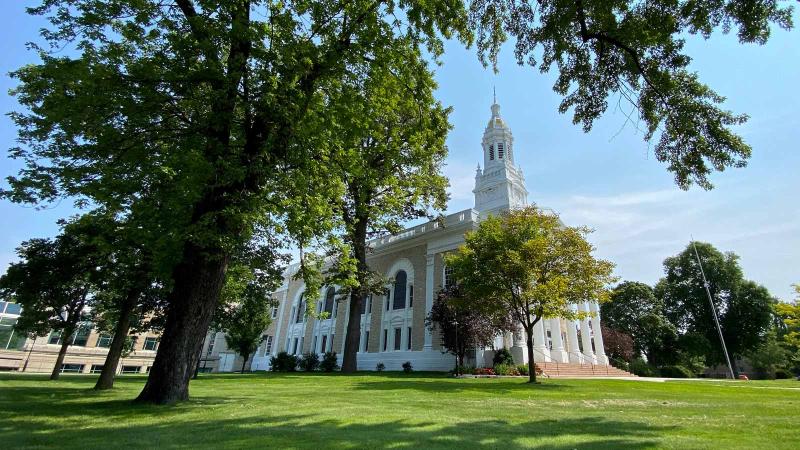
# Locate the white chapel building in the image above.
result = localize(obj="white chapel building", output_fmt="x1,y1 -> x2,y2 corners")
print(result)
201,100 -> 610,373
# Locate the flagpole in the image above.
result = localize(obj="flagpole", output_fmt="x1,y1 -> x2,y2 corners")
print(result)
691,238 -> 736,379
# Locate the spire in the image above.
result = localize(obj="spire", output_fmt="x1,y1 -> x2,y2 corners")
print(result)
493,86 -> 496,105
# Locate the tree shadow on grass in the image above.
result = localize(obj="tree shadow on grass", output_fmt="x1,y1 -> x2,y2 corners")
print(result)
1,410 -> 671,449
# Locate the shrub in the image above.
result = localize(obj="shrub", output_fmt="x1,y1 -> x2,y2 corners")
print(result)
473,367 -> 495,376
402,361 -> 413,373
451,365 -> 472,375
493,348 -> 514,367
494,363 -> 520,376
660,365 -> 694,378
629,357 -> 655,377
516,364 -> 529,376
320,351 -> 339,372
298,352 -> 320,372
775,369 -> 791,379
270,351 -> 298,372
610,357 -> 630,372
376,362 -> 385,372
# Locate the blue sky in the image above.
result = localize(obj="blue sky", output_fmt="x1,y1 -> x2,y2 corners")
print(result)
1,3 -> 798,300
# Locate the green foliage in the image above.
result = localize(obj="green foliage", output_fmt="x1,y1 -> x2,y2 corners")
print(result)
516,364 -> 529,376
657,242 -> 776,366
299,352 -> 321,372
402,361 -> 413,373
746,332 -> 789,380
469,0 -> 795,189
492,348 -> 515,367
320,352 -> 339,372
375,362 -> 385,372
269,352 -> 298,373
0,219 -> 107,340
659,365 -> 694,379
494,364 -> 520,376
629,358 -> 655,377
603,281 -> 676,362
216,262 -> 278,372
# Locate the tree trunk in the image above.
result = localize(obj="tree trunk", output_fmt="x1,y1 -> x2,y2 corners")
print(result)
192,342 -> 204,379
95,292 -> 137,390
525,328 -> 537,383
136,242 -> 229,404
241,351 -> 250,374
50,324 -> 76,380
341,219 -> 368,373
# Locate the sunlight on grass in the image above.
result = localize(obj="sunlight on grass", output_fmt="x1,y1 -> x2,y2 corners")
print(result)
0,373 -> 798,449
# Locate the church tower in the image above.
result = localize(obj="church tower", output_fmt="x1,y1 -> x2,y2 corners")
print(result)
473,98 -> 529,218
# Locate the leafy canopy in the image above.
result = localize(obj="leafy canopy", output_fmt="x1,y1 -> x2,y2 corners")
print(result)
470,0 -> 794,189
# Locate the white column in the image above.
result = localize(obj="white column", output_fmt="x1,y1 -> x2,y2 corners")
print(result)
510,326 -> 526,364
589,301 -> 608,365
423,254 -> 435,350
532,320 -> 551,362
549,318 -> 567,363
578,302 -> 596,364
565,308 -> 582,363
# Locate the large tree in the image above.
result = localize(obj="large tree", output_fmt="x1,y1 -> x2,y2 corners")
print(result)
0,220 -> 104,380
656,241 -> 775,373
602,281 -> 677,363
445,206 -> 615,382
321,46 -> 451,373
2,0 -> 469,403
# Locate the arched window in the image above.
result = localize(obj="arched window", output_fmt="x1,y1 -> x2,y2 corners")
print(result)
497,142 -> 504,159
392,270 -> 407,310
489,144 -> 495,161
324,287 -> 335,316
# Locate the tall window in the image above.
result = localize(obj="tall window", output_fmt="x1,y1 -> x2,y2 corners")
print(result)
382,329 -> 388,352
324,287 -> 335,316
271,304 -> 279,319
363,330 -> 370,352
392,271 -> 407,310
394,328 -> 402,351
295,297 -> 305,324
407,327 -> 412,350
497,142 -> 504,159
489,144 -> 495,160
359,294 -> 371,315
321,335 -> 327,353
409,285 -> 413,308
444,265 -> 455,289
264,335 -> 273,355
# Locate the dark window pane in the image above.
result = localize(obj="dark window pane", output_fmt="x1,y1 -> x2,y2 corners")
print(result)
324,288 -> 335,315
394,328 -> 402,351
392,271 -> 407,310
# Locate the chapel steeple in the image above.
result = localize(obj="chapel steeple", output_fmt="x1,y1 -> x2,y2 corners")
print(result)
473,97 -> 529,218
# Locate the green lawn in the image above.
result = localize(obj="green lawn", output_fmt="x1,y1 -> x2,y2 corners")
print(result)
0,372 -> 798,449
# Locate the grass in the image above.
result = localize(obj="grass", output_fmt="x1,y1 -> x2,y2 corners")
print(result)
0,372 -> 798,449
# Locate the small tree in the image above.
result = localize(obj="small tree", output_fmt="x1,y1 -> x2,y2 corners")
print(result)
601,325 -> 635,366
0,224 -> 103,380
446,206 -> 615,382
426,285 -> 513,371
215,263 -> 279,374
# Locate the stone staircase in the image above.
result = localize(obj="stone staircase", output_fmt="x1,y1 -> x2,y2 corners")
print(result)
537,362 -> 636,378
